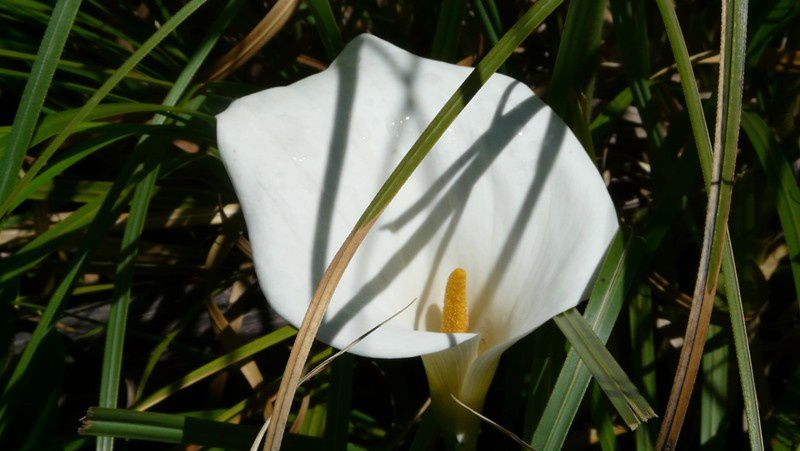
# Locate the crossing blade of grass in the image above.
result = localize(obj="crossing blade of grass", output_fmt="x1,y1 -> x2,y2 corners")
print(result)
530,220 -> 673,449
0,0 -> 82,206
262,1 -> 565,449
741,112 -> 800,305
132,326 -> 296,411
655,0 -> 750,448
80,408 -> 323,449
656,0 -> 763,447
553,308 -> 656,429
96,2 -> 244,450
307,0 -> 343,59
430,0 -> 466,61
0,0 -> 210,220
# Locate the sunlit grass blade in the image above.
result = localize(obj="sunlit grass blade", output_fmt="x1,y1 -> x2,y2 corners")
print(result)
0,0 -> 82,205
741,112 -> 800,304
132,326 -> 296,411
307,0 -> 343,59
656,0 -> 751,448
0,0 -> 210,220
96,2 -> 244,450
263,1 -> 566,448
553,308 -> 656,429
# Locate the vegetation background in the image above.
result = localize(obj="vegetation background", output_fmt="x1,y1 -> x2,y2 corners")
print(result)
0,0 -> 798,449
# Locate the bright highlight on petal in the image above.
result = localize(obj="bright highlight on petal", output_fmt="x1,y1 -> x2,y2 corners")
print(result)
441,268 -> 468,333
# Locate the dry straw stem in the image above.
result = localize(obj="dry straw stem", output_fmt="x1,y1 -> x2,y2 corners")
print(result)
261,2 -> 564,448
655,0 -> 749,449
202,0 -> 298,81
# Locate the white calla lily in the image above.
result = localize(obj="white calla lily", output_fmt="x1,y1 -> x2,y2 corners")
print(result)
217,34 -> 618,448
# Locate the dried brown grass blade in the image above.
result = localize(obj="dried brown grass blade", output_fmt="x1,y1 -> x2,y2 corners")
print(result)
450,394 -> 535,450
202,0 -> 298,82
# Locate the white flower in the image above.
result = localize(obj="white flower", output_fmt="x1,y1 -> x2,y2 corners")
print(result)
216,34 -> 618,448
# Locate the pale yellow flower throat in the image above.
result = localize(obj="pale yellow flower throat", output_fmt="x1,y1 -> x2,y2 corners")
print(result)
441,268 -> 468,333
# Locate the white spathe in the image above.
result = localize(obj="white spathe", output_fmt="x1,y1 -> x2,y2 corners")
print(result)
217,34 -> 618,446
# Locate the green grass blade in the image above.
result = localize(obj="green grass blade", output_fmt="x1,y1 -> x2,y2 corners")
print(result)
96,2 -> 243,450
307,0 -> 344,59
745,0 -> 800,66
132,326 -> 296,411
81,408 -> 323,449
656,0 -> 752,447
324,354 -> 354,450
656,1 -> 763,447
629,284 -> 656,450
0,0 -> 210,219
531,232 -> 645,449
473,0 -> 500,44
0,147 -> 148,438
589,382 -> 618,451
430,0 -> 466,62
546,0 -> 605,155
0,0 -> 82,205
741,112 -> 800,305
700,324 -> 729,449
553,308 -> 656,429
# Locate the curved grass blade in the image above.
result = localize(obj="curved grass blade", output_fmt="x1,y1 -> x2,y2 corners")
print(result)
262,1 -> 565,449
0,0 -> 210,220
202,0 -> 298,82
96,2 -> 244,450
553,308 -> 656,429
0,0 -> 82,206
656,0 -> 750,448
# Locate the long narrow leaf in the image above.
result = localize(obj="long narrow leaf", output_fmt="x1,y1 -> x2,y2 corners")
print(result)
656,0 -> 750,448
0,0 -> 210,219
96,2 -> 244,450
655,0 -> 763,447
0,0 -> 82,205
